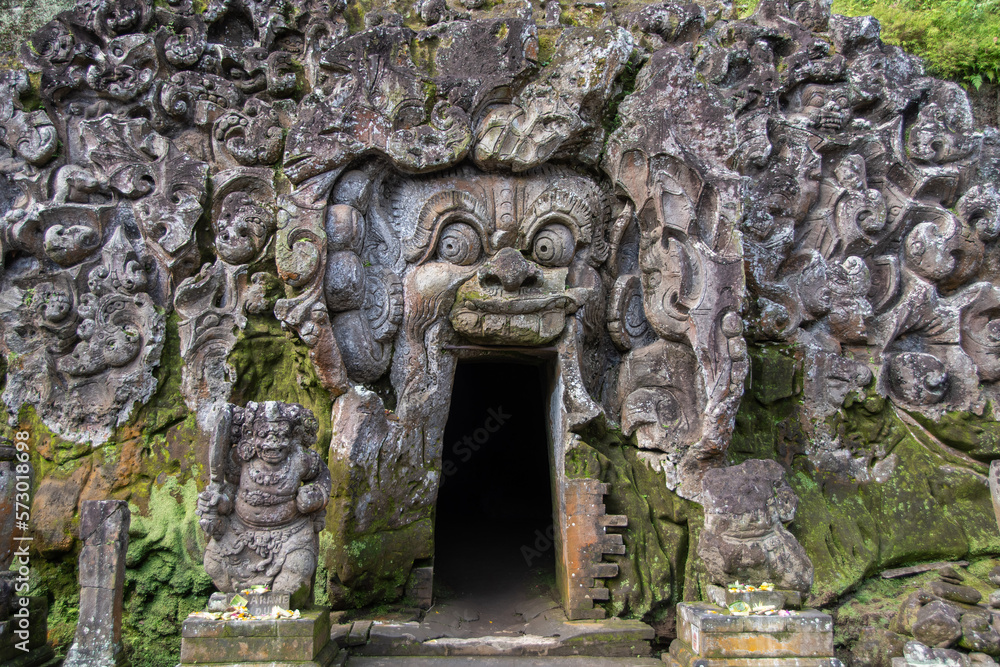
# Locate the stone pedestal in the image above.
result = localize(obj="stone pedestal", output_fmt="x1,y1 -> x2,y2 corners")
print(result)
180,608 -> 341,666
665,602 -> 841,666
0,595 -> 55,667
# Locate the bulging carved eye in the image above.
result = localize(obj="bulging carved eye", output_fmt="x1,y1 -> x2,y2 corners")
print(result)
437,223 -> 481,265
532,224 -> 575,267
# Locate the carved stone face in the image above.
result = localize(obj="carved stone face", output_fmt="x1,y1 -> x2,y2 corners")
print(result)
35,283 -> 73,324
904,222 -> 955,283
396,167 -> 605,347
44,224 -> 100,266
797,84 -> 850,132
253,420 -> 295,464
213,192 -> 275,264
888,351 -> 949,405
31,22 -> 75,64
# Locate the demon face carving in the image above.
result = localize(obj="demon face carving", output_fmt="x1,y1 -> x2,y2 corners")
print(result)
392,165 -> 608,347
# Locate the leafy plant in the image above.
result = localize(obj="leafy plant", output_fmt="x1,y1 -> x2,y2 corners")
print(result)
833,0 -> 1000,89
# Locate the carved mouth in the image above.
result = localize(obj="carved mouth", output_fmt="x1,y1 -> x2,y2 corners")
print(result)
450,289 -> 589,345
455,293 -> 580,315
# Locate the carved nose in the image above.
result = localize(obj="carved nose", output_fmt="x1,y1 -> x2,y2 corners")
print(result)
480,247 -> 541,292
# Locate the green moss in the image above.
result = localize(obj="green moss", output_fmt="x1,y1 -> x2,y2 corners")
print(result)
0,0 -> 75,55
728,344 -> 1000,607
228,314 -> 334,458
831,561 -> 996,652
28,553 -> 79,654
603,51 -> 645,137
536,28 -> 561,66
573,427 -> 701,619
832,0 -> 1000,88
910,405 -> 1000,461
729,344 -> 805,464
124,476 -> 214,667
326,519 -> 433,609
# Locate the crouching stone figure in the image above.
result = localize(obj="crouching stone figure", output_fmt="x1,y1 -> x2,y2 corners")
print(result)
697,458 -> 814,593
196,401 -> 332,605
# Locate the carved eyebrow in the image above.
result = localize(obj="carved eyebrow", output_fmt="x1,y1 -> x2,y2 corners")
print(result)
519,183 -> 597,249
404,189 -> 491,264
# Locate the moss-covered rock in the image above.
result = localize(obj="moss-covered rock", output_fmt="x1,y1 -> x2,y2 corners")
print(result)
124,476 -> 214,667
574,428 -> 702,621
229,314 -> 334,457
730,345 -> 1000,607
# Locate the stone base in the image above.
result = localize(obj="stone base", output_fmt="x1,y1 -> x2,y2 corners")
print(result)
180,608 -> 339,666
0,596 -> 54,667
666,602 -> 840,666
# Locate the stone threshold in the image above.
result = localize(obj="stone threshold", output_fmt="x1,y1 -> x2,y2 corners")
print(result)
346,658 -> 663,666
335,617 -> 656,658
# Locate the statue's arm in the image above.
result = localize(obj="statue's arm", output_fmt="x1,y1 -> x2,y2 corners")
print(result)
197,404 -> 236,537
295,449 -> 332,515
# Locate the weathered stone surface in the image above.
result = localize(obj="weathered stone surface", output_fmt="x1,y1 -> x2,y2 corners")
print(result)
669,602 -> 836,663
197,401 -> 332,605
179,609 -> 335,666
698,459 -> 814,592
63,499 -> 130,667
959,613 -> 1000,655
0,444 -> 17,571
912,601 -> 964,649
853,627 -> 908,667
2,0 -> 1000,631
930,581 -> 984,606
0,594 -> 53,667
899,640 -> 969,667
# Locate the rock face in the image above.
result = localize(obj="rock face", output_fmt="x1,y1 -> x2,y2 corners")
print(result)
698,458 -> 814,592
0,0 -> 999,630
196,401 -> 332,606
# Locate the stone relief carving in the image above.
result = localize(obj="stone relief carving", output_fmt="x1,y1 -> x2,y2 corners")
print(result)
698,458 -> 815,592
197,401 -> 332,605
175,168 -> 277,414
0,0 -> 998,616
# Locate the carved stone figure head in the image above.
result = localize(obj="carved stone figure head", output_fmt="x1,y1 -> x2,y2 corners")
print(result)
697,458 -> 814,592
211,169 -> 277,265
233,401 -> 319,463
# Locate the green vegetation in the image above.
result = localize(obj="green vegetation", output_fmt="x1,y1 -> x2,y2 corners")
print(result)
833,0 -> 1000,88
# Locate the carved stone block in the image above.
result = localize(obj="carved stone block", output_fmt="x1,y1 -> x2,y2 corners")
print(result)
63,500 -> 130,667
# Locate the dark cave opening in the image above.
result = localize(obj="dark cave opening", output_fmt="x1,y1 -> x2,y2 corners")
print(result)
433,360 -> 556,599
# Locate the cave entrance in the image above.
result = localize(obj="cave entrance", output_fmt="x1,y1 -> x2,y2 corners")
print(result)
433,359 -> 557,616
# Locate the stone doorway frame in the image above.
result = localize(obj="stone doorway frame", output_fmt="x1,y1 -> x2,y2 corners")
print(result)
433,347 -> 627,620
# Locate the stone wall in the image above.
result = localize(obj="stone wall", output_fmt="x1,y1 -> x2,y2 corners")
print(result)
1,0 -> 999,664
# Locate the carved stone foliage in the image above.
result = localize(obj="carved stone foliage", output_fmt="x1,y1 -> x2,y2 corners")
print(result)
0,225 -> 164,444
196,401 -> 332,604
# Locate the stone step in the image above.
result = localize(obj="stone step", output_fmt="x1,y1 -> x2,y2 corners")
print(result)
350,618 -> 656,658
347,657 -> 663,666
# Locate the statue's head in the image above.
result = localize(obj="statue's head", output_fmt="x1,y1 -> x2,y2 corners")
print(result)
232,401 -> 319,463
